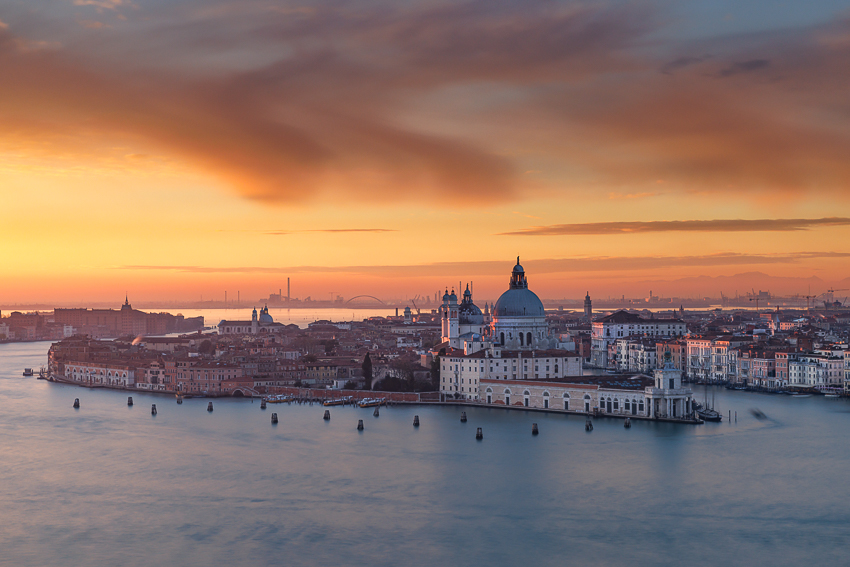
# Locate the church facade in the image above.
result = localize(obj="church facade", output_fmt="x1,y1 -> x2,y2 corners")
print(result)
435,259 -> 697,422
437,259 -> 581,400
218,306 -> 284,335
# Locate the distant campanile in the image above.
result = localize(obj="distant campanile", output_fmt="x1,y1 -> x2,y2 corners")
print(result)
584,292 -> 592,322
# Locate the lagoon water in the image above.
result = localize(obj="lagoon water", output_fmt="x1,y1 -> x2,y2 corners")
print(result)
2,341 -> 849,567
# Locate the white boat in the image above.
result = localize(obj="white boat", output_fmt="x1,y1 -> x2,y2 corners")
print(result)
22,368 -> 34,376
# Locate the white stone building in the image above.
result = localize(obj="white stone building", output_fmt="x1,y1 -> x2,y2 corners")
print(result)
645,352 -> 695,419
788,353 -> 845,388
591,311 -> 686,368
64,362 -> 136,387
479,376 -> 650,416
436,259 -> 581,400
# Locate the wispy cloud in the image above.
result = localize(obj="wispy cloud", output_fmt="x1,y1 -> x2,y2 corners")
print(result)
499,217 -> 850,236
262,229 -> 397,235
607,192 -> 662,200
118,251 -> 850,277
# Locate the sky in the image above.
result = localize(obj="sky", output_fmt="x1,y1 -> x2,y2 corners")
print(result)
1,0 -> 850,305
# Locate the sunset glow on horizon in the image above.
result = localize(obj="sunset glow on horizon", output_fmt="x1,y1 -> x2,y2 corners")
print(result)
2,0 -> 850,305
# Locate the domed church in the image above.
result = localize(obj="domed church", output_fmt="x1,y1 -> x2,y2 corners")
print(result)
440,258 -> 564,351
491,258 -> 555,350
435,258 -> 582,401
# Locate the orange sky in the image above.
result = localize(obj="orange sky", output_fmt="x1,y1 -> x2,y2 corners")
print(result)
1,1 -> 849,305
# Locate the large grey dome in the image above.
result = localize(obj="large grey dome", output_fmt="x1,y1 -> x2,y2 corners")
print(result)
493,257 -> 545,317
494,288 -> 545,317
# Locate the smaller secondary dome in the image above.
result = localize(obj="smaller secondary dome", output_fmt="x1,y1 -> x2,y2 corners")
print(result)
449,289 -> 457,302
458,285 -> 484,325
259,305 -> 274,324
442,289 -> 450,302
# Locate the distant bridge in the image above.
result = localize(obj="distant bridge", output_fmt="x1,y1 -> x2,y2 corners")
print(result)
344,295 -> 386,305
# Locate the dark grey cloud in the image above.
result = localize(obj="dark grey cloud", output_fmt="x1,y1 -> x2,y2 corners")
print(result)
499,217 -> 850,236
718,58 -> 770,77
660,55 -> 708,75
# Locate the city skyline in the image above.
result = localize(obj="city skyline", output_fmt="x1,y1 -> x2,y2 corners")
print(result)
2,0 -> 849,303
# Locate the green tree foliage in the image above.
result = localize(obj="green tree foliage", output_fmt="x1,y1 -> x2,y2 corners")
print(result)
362,353 -> 373,390
430,355 -> 441,389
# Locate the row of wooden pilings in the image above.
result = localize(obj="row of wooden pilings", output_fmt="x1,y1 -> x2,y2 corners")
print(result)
74,396 -> 214,415
72,398 -> 624,436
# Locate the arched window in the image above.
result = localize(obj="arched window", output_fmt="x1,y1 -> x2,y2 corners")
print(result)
523,390 -> 530,396
500,332 -> 505,345
519,333 -> 524,346
543,391 -> 550,397
486,387 -> 493,393
527,332 -> 532,346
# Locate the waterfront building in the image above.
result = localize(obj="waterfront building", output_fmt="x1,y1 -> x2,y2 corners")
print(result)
613,338 -> 657,373
645,352 -> 695,419
477,359 -> 694,422
437,259 -> 581,400
441,348 -> 582,400
64,361 -> 136,388
590,311 -> 686,368
54,297 -> 202,338
479,375 -> 649,415
788,353 -> 844,388
218,306 -> 285,335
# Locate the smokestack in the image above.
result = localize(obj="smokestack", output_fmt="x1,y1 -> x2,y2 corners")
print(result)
238,291 -> 240,303
287,278 -> 290,300
225,291 -> 227,303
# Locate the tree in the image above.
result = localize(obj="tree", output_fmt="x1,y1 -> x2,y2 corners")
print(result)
430,355 -> 441,390
362,353 -> 373,390
198,339 -> 213,355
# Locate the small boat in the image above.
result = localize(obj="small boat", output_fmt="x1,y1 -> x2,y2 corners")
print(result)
266,395 -> 293,404
824,393 -> 840,399
358,398 -> 386,408
22,368 -> 34,376
323,396 -> 353,407
696,407 -> 722,422
790,393 -> 812,398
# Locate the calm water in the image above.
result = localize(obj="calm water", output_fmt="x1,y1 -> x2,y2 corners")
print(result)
2,342 -> 849,567
137,307 -> 399,329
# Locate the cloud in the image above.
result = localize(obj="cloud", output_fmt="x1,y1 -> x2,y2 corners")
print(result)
0,2 -> 849,205
660,55 -> 708,75
118,251 -> 850,277
0,1 -> 652,205
262,229 -> 397,235
718,59 -> 770,77
498,217 -> 850,236
607,192 -> 662,200
72,0 -> 131,9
